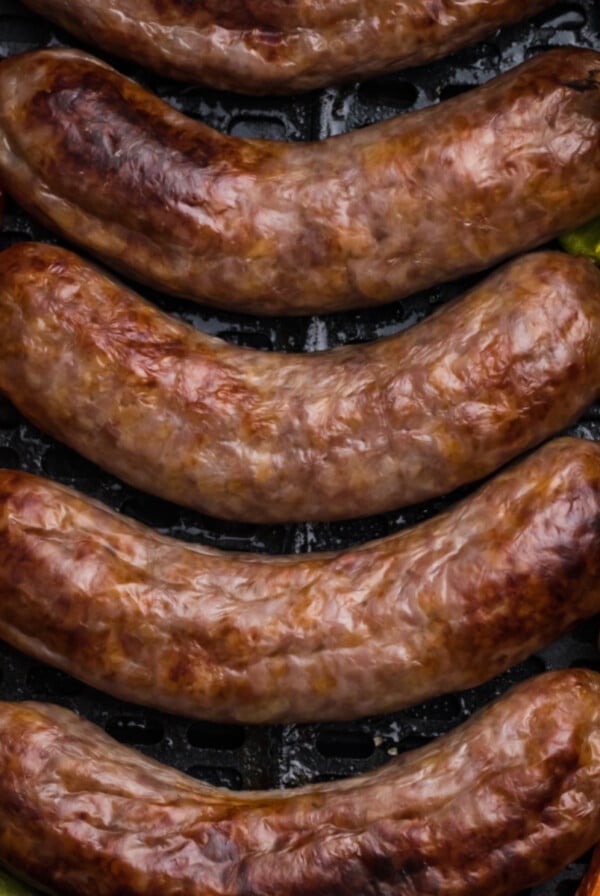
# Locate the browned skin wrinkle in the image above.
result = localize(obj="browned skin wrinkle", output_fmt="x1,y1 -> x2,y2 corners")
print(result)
24,68 -> 271,230
1,243 -> 600,524
0,438 -> 600,723
1,671 -> 600,894
1,47 -> 600,313
19,0 -> 556,92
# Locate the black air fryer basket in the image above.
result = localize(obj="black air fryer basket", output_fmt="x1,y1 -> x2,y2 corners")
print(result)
0,2 -> 599,893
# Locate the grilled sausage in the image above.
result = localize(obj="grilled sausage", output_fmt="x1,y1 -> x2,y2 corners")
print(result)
1,243 -> 600,524
2,669 -> 600,894
0,47 -> 599,314
18,0 -> 557,94
1,437 -> 600,723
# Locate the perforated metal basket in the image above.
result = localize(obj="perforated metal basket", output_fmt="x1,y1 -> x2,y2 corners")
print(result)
0,2 -> 599,893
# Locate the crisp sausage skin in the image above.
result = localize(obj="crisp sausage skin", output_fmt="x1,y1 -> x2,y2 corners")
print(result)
1,244 -> 600,524
2,670 -> 600,894
1,438 -> 600,723
19,0 -> 556,94
0,48 -> 599,314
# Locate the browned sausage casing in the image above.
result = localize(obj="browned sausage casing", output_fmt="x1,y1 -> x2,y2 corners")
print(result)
1,244 -> 600,524
0,47 -> 600,314
19,0 -> 556,94
2,670 -> 600,894
1,437 -> 600,723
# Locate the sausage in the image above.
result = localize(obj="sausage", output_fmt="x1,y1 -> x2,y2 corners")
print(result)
1,437 -> 600,723
1,243 -> 600,524
0,47 -> 599,314
2,669 -> 600,894
18,0 -> 557,94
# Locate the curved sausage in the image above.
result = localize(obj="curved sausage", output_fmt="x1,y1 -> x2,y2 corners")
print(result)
1,244 -> 600,524
0,47 -> 599,314
18,0 -> 556,94
2,669 -> 600,894
1,437 -> 600,723
2,242 -> 600,523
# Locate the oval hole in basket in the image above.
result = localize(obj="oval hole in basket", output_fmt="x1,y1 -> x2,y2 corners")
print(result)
316,729 -> 375,759
357,78 -> 419,110
188,721 -> 246,751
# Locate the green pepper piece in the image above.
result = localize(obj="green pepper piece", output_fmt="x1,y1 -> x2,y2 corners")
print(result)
0,869 -> 39,895
560,216 -> 600,263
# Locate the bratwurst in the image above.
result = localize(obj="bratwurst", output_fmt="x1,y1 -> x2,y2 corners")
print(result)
1,438 -> 600,723
1,244 -> 600,524
2,670 -> 600,894
0,47 -> 599,313
19,0 -> 556,94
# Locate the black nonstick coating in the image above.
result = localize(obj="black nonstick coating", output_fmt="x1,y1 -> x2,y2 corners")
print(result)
0,2 -> 599,893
